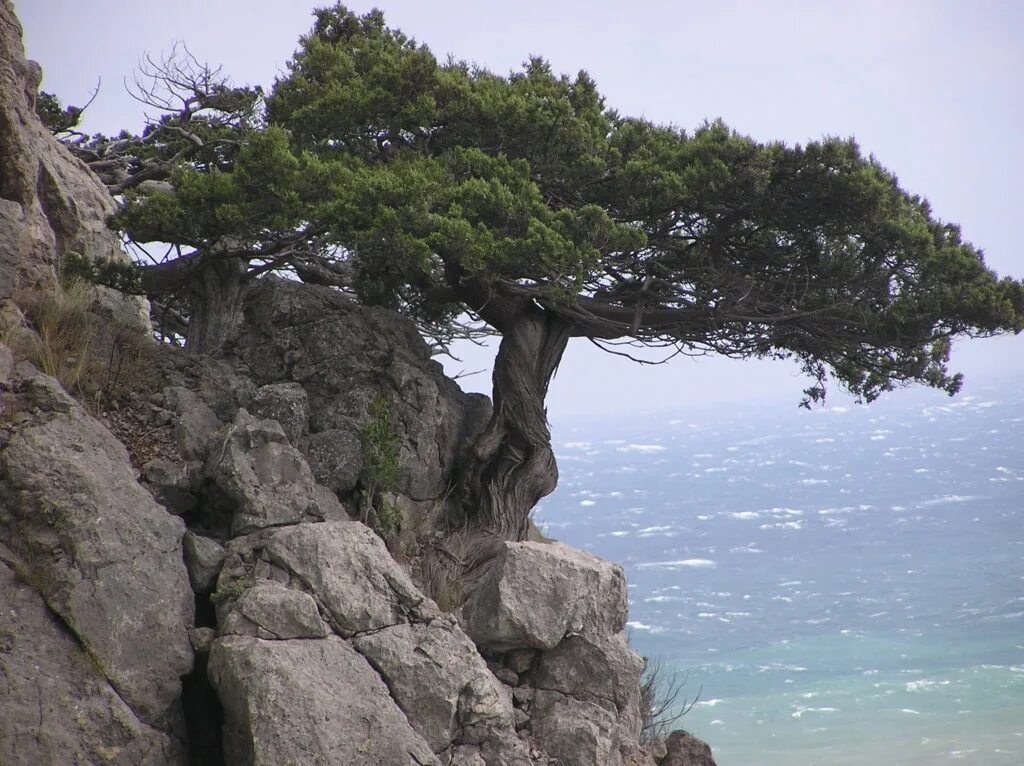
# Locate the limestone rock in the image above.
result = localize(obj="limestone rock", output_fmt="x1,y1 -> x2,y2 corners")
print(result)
305,426 -> 362,494
531,632 -> 645,743
220,581 -> 329,640
353,621 -> 516,752
464,541 -> 628,652
0,366 -> 193,729
0,554 -> 184,765
649,739 -> 669,761
205,408 -> 346,535
506,649 -> 538,675
0,341 -> 12,384
229,278 -> 491,502
488,659 -> 519,686
661,730 -> 718,766
209,635 -> 440,766
163,385 -> 221,462
530,691 -> 622,766
444,745 -> 487,766
0,0 -> 127,299
257,520 -> 439,635
623,747 -> 660,766
250,381 -> 308,446
88,283 -> 152,338
182,531 -> 225,594
143,458 -> 197,515
189,627 -> 216,654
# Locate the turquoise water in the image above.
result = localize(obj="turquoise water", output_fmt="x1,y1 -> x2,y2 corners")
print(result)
537,385 -> 1024,765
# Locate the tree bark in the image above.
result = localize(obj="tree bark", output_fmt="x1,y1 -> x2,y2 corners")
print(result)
460,302 -> 573,568
185,255 -> 249,355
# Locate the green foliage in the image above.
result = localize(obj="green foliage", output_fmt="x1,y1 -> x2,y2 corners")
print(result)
210,577 -> 253,605
35,91 -> 82,134
359,394 -> 403,538
62,252 -> 142,294
374,500 -> 404,541
107,2 -> 1023,404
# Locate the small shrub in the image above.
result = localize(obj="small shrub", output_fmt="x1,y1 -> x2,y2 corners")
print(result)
374,498 -> 404,539
639,656 -> 700,744
62,251 -> 142,294
359,393 -> 402,539
210,577 -> 252,606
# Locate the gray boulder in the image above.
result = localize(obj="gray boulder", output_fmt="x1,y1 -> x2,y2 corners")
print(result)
209,635 -> 440,766
163,384 -> 222,462
143,458 -> 197,515
229,278 -> 490,502
205,408 -> 346,535
305,426 -> 363,494
530,691 -> 623,766
250,382 -> 308,446
0,366 -> 194,729
464,541 -> 628,652
661,730 -> 718,766
257,520 -> 439,635
182,531 -> 226,594
88,283 -> 152,337
353,620 -> 516,752
214,522 -> 543,764
0,554 -> 183,765
444,745 -> 488,766
0,341 -> 12,386
532,632 -> 645,745
220,581 -> 329,640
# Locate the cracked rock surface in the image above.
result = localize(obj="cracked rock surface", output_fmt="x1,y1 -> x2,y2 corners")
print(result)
212,519 -> 530,764
463,541 -> 629,652
0,0 -> 128,299
0,362 -> 194,736
209,635 -> 440,766
0,554 -> 183,764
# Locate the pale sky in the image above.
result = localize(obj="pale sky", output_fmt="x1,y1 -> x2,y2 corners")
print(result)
20,1 -> 1024,418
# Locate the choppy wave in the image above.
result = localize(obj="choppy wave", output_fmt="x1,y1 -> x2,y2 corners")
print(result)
637,558 -> 717,569
537,387 -> 1024,765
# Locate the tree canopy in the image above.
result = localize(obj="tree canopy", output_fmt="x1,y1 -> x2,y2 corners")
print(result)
68,4 -> 1024,559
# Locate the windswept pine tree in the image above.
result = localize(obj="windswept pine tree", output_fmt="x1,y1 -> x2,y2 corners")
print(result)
67,4 -> 1023,567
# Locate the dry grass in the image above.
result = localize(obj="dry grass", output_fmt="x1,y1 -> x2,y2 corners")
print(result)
5,280 -> 158,404
3,280 -> 177,471
415,523 -> 471,613
4,279 -> 99,393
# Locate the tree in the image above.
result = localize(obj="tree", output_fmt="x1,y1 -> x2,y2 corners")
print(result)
90,5 -> 1024,568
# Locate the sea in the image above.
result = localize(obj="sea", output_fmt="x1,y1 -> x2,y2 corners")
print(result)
535,383 -> 1024,765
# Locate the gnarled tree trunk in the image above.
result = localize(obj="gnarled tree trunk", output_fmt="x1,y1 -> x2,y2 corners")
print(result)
460,302 -> 572,568
185,256 -> 249,355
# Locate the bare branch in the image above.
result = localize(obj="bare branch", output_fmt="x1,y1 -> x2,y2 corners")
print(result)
639,657 -> 701,744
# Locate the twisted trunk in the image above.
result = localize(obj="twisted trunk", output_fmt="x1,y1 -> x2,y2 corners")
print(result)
185,256 -> 249,355
460,302 -> 572,568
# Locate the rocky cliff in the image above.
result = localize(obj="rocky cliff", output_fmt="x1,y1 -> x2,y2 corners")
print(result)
0,1 -> 126,298
0,5 -> 716,765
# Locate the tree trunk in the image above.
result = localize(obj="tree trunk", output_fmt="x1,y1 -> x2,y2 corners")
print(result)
186,256 -> 249,355
460,303 -> 572,568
